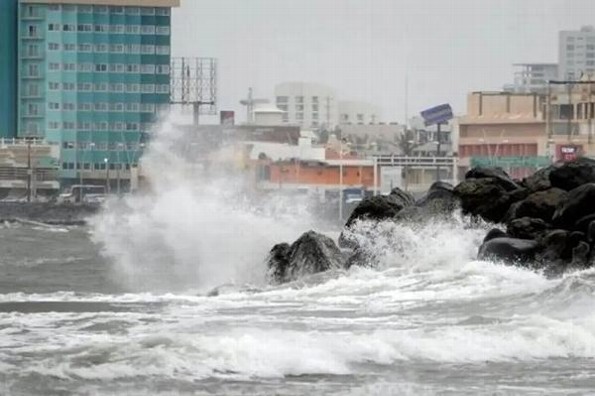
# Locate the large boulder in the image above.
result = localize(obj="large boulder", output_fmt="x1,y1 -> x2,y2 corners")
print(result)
465,167 -> 521,192
552,183 -> 595,229
478,237 -> 539,265
512,188 -> 568,223
506,217 -> 551,240
454,178 -> 524,223
522,165 -> 555,193
343,187 -> 414,228
416,181 -> 460,213
549,157 -> 595,191
267,231 -> 345,284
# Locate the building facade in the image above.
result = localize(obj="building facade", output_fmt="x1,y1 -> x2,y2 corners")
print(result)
503,63 -> 559,94
559,26 -> 595,80
16,0 -> 178,184
274,82 -> 338,129
0,0 -> 18,138
457,91 -> 548,179
338,101 -> 382,125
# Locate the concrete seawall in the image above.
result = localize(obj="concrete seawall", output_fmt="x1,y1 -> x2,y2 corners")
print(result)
0,203 -> 101,225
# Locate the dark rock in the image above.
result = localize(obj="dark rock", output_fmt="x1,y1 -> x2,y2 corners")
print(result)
570,241 -> 591,269
506,217 -> 551,240
266,243 -> 290,284
416,181 -> 459,212
589,221 -> 595,244
267,231 -> 345,284
512,188 -> 568,223
537,230 -> 570,263
454,178 -> 525,223
465,167 -> 521,192
344,188 -> 414,229
549,157 -> 595,191
478,237 -> 539,265
574,214 -> 595,234
523,166 -> 555,193
552,183 -> 595,229
483,228 -> 507,243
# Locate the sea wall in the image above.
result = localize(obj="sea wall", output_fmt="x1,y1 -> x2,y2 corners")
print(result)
0,203 -> 100,225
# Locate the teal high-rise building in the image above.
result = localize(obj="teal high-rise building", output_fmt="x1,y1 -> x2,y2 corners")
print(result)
0,0 -> 18,138
16,0 -> 179,184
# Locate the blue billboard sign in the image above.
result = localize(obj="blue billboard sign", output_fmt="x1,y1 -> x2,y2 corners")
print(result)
420,104 -> 453,126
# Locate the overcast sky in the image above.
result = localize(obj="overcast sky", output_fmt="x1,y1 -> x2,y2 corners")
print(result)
172,0 -> 595,123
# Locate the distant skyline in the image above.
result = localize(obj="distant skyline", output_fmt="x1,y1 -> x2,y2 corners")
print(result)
172,0 -> 595,123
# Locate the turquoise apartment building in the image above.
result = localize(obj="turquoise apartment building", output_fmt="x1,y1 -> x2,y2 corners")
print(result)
14,0 -> 179,185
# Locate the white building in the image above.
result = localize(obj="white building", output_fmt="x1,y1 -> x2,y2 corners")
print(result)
559,26 -> 595,80
338,101 -> 382,125
274,82 -> 338,129
503,63 -> 559,94
252,104 -> 285,126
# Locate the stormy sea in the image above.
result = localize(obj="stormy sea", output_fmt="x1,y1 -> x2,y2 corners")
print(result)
0,125 -> 594,395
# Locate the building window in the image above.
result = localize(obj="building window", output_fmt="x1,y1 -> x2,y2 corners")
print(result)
62,5 -> 75,12
26,122 -> 39,134
48,62 -> 60,71
49,5 -> 60,11
141,8 -> 156,15
276,96 -> 289,103
312,104 -> 319,112
78,44 -> 92,52
126,25 -> 140,34
48,82 -> 59,90
78,63 -> 93,72
62,24 -> 75,32
64,43 -> 75,51
156,65 -> 170,74
27,103 -> 39,115
141,64 -> 155,74
156,46 -> 170,55
28,64 -> 39,77
25,26 -> 39,38
141,25 -> 155,34
110,6 -> 124,14
141,84 -> 155,93
156,8 -> 170,16
296,113 -> 304,120
126,7 -> 141,15
63,103 -> 75,111
94,44 -> 108,53
77,24 -> 92,32
156,84 -> 169,93
48,42 -> 59,50
113,25 -> 126,34
27,83 -> 39,97
48,121 -> 59,129
47,23 -> 60,32
95,24 -> 109,33
296,105 -> 304,111
48,102 -> 60,110
110,44 -> 125,53
62,82 -> 75,90
156,26 -> 170,35
78,5 -> 92,13
312,96 -> 319,104
94,5 -> 108,13
95,64 -> 108,72
295,96 -> 304,104
141,45 -> 155,54
63,63 -> 76,71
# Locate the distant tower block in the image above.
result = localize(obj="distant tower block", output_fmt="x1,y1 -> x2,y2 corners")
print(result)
240,88 -> 269,124
170,57 -> 218,126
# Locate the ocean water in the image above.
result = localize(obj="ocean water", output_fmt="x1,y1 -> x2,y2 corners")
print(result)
0,124 -> 594,395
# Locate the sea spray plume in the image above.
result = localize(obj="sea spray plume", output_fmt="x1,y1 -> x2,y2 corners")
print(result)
90,118 -> 320,292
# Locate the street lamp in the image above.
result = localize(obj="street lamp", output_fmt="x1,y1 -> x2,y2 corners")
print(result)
104,157 -> 110,194
117,143 -> 124,195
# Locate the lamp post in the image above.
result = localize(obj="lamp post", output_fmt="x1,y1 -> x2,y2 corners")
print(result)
104,157 -> 110,194
116,143 -> 124,195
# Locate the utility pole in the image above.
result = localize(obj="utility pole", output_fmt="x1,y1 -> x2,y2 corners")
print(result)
26,140 -> 32,202
435,123 -> 441,181
338,138 -> 343,221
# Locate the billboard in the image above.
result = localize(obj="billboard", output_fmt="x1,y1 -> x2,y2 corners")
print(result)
420,104 -> 453,126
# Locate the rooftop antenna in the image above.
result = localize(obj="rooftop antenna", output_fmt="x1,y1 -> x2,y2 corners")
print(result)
239,87 -> 268,124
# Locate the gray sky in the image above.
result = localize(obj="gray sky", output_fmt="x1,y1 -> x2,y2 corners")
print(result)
172,0 -> 594,123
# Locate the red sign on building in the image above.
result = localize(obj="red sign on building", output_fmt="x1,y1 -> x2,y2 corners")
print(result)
557,144 -> 582,162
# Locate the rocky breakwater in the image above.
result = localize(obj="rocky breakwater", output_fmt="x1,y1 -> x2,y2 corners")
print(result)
0,202 -> 100,225
265,157 -> 595,283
